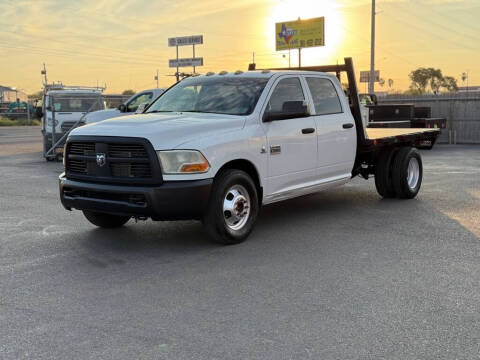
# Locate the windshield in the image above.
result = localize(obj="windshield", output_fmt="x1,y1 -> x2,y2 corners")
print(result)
48,94 -> 103,112
146,77 -> 268,116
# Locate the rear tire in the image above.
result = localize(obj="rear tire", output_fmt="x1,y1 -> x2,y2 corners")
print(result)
392,147 -> 423,199
83,211 -> 130,228
203,169 -> 259,245
374,148 -> 397,198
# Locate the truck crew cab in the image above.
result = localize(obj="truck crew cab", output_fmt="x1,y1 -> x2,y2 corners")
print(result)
59,58 -> 440,245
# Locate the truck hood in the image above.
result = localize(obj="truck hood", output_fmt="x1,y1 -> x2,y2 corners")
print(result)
84,108 -> 124,124
70,112 -> 246,150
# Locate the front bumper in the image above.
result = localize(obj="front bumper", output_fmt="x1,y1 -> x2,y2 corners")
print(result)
59,174 -> 213,220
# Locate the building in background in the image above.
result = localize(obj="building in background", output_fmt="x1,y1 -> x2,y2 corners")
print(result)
0,86 -> 28,103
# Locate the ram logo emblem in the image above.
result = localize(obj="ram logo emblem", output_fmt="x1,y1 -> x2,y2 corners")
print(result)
96,153 -> 106,167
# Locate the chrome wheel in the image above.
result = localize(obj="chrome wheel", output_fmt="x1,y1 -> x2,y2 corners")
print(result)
223,184 -> 251,231
407,157 -> 420,190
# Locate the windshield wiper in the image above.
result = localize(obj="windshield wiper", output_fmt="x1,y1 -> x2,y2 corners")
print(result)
147,110 -> 175,113
181,110 -> 224,115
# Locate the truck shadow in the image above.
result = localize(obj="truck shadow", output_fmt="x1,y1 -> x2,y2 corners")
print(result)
81,219 -> 214,255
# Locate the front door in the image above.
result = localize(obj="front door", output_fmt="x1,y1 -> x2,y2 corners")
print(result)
262,76 -> 318,198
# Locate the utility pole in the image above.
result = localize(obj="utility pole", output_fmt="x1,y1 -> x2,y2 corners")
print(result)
467,70 -> 469,93
41,63 -> 48,86
298,17 -> 302,68
155,69 -> 159,88
176,45 -> 180,83
369,0 -> 376,94
193,45 -> 196,74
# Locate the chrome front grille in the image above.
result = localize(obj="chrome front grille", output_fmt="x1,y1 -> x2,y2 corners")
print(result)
65,138 -> 161,184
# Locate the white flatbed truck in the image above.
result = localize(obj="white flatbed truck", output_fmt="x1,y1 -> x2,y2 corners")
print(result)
59,58 -> 440,244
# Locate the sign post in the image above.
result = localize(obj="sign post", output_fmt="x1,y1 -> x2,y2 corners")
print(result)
168,35 -> 204,82
275,17 -> 324,67
360,70 -> 380,93
168,58 -> 204,68
360,70 -> 380,83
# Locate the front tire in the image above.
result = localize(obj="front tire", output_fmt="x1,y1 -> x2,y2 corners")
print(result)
392,147 -> 423,199
203,169 -> 259,245
83,211 -> 130,228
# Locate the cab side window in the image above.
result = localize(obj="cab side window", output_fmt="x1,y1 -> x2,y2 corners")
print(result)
267,77 -> 305,113
306,78 -> 342,115
127,92 -> 153,112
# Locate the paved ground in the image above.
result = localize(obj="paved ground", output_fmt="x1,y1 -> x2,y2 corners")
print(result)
0,126 -> 42,156
1,127 -> 479,359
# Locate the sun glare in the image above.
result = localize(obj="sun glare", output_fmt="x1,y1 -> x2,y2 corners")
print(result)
266,0 -> 344,66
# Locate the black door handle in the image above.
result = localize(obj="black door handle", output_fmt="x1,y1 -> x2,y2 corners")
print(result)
342,123 -> 354,129
302,128 -> 315,134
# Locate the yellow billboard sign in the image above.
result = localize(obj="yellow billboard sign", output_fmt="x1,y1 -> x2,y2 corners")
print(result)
275,17 -> 325,51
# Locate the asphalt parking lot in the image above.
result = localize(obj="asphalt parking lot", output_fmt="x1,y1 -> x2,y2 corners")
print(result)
1,127 -> 479,359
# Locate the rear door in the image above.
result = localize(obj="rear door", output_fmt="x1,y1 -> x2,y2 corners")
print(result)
304,76 -> 356,179
262,76 -> 318,197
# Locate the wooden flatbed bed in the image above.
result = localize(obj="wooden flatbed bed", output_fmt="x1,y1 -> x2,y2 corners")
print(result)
366,128 -> 440,140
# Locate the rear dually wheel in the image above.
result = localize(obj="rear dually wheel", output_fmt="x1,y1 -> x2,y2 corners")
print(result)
392,147 -> 423,199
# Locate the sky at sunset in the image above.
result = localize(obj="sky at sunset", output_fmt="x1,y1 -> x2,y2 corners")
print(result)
1,0 -> 479,94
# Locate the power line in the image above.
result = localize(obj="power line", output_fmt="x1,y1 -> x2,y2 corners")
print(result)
391,3 -> 480,45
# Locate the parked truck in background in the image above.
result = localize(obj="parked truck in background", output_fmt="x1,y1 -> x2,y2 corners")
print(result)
59,58 -> 440,245
40,84 -> 105,161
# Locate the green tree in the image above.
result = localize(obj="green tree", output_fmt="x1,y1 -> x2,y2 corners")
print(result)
441,76 -> 458,93
28,91 -> 43,101
409,68 -> 434,93
122,89 -> 135,95
409,68 -> 458,94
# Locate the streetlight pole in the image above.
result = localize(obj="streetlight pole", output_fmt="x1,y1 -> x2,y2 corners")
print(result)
369,0 -> 376,94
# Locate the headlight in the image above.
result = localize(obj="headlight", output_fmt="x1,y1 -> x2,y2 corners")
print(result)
157,150 -> 210,174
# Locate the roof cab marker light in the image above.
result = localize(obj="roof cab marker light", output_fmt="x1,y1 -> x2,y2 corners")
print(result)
261,70 -> 271,74
219,71 -> 228,75
206,72 -> 215,76
234,70 -> 243,75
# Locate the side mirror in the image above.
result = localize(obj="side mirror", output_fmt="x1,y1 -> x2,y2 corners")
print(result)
118,104 -> 127,112
135,102 -> 149,114
46,106 -> 52,112
264,101 -> 310,122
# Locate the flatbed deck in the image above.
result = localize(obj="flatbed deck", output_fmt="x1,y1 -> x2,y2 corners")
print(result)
366,128 -> 440,140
